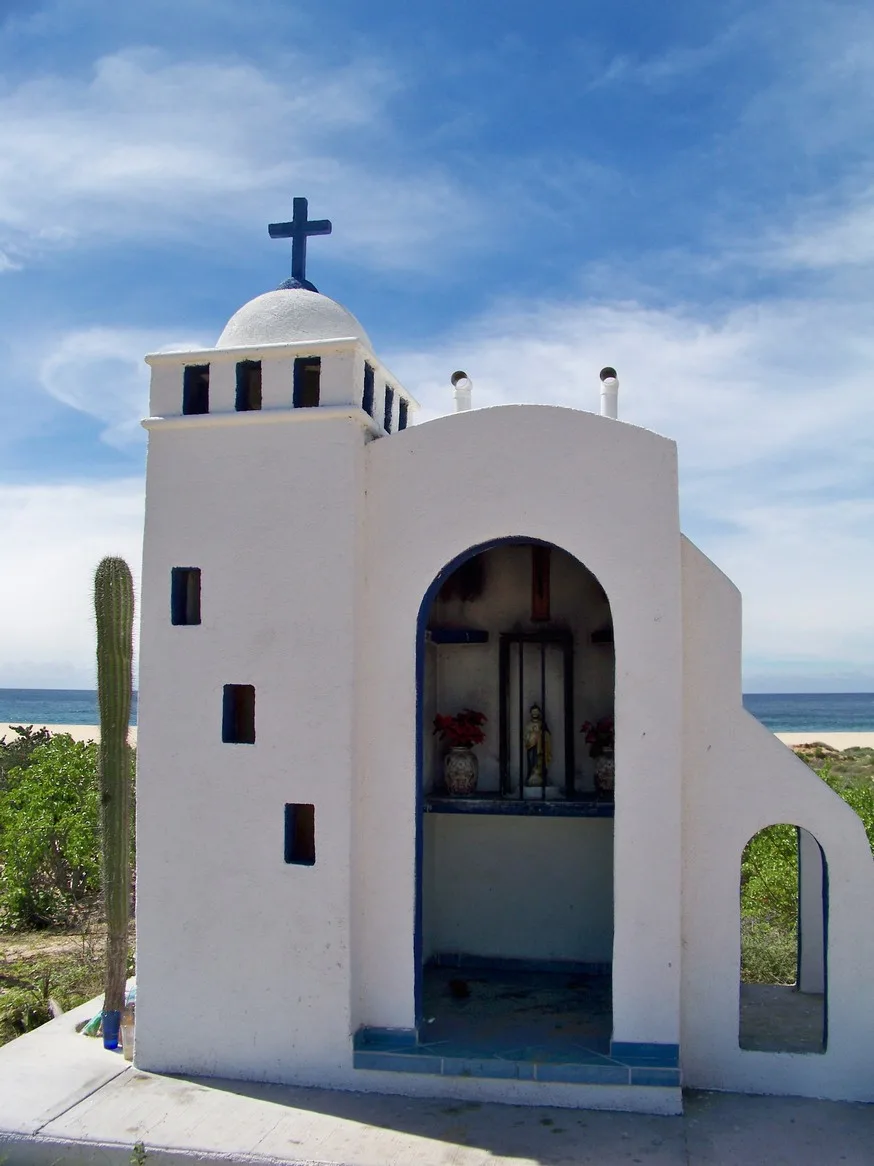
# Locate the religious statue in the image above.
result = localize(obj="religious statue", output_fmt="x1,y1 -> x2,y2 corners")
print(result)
524,704 -> 552,786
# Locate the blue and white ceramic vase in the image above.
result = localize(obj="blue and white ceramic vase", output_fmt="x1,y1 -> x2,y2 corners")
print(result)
444,747 -> 478,796
594,749 -> 615,797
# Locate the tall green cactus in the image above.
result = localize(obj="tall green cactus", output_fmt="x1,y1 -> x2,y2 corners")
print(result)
94,556 -> 134,1028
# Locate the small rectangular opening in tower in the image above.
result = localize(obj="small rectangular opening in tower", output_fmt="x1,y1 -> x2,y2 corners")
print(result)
284,803 -> 316,865
222,684 -> 255,744
531,546 -> 551,621
362,363 -> 375,416
398,398 -> 409,431
384,385 -> 395,433
293,357 -> 321,407
170,567 -> 201,626
183,365 -> 210,415
235,360 -> 262,411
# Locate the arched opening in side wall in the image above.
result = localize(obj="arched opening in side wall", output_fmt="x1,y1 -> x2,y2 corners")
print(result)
416,539 -> 616,1066
739,824 -> 827,1054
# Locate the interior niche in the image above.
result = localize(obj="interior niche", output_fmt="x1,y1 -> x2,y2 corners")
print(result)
419,539 -> 617,995
423,542 -> 614,801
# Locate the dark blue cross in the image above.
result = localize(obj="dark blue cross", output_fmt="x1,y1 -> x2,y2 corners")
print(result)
268,197 -> 332,292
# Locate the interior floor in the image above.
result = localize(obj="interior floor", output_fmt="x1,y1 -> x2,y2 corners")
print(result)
739,983 -> 825,1054
354,966 -> 679,1085
421,965 -> 613,1063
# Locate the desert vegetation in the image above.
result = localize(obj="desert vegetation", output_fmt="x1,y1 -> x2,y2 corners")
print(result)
0,726 -> 135,1045
740,744 -> 874,984
1,730 -> 872,1046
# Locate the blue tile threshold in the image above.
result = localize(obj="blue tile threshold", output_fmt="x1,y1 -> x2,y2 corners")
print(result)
354,968 -> 680,1087
353,1029 -> 679,1086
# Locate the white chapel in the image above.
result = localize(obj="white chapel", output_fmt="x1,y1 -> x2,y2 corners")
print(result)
133,200 -> 874,1115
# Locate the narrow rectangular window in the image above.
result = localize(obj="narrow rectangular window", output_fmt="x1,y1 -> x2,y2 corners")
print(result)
284,803 -> 316,865
170,567 -> 201,626
362,363 -> 375,416
222,684 -> 255,744
383,385 -> 395,433
235,360 -> 262,411
293,357 -> 321,407
531,546 -> 551,622
398,398 -> 409,431
183,365 -> 210,415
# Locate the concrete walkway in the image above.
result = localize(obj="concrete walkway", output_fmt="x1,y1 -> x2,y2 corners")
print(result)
2,998 -> 873,1165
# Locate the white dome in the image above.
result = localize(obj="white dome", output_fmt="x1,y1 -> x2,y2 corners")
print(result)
216,287 -> 371,349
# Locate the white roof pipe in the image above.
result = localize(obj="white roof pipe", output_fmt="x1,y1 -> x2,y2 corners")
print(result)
451,369 -> 472,413
599,366 -> 619,419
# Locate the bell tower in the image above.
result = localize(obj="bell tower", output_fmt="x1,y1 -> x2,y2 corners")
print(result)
134,201 -> 417,1080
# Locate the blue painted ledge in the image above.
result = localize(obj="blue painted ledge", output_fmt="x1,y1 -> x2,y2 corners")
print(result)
427,628 -> 490,644
353,1028 -> 680,1087
610,1041 -> 680,1067
428,953 -> 612,976
425,795 -> 614,818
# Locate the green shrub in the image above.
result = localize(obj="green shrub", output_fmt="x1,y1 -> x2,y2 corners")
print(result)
0,735 -> 101,929
0,726 -> 52,794
740,915 -> 797,984
740,822 -> 799,984
740,822 -> 798,925
0,985 -> 53,1041
739,762 -> 874,984
818,763 -> 874,851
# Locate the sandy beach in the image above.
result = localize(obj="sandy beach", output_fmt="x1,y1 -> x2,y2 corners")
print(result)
0,725 -> 872,752
774,732 -> 874,750
0,723 -> 138,744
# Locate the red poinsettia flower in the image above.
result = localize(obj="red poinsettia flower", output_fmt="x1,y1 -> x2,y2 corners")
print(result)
580,715 -> 614,757
433,709 -> 487,749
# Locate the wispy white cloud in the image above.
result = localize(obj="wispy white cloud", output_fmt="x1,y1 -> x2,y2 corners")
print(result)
12,284 -> 874,689
765,190 -> 874,271
705,497 -> 874,689
38,326 -> 205,447
736,5 -> 874,156
585,20 -> 748,92
0,48 -> 480,271
387,287 -> 874,688
390,293 -> 874,481
4,0 -> 874,692
0,479 -> 143,688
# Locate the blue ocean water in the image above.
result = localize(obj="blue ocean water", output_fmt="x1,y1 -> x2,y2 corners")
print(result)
0,689 -> 871,733
0,689 -> 137,726
742,693 -> 874,733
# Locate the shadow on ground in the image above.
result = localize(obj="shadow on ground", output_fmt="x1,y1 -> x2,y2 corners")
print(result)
166,1075 -> 874,1165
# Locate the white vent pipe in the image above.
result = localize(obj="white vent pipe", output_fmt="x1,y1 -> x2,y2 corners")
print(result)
451,370 -> 472,412
599,367 -> 619,419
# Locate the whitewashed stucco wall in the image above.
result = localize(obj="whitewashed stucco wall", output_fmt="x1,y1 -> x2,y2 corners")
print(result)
132,375 -> 874,1107
136,412 -> 366,1083
356,404 -> 684,1047
423,816 -> 614,963
680,538 -> 874,1101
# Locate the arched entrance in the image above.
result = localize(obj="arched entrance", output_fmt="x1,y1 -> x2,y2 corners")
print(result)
739,824 -> 827,1053
415,538 -> 616,1062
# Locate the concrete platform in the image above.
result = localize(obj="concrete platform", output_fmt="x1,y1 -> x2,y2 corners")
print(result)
2,997 -> 873,1165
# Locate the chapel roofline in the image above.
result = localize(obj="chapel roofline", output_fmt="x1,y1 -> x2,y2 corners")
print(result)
144,337 -> 419,411
144,336 -> 363,364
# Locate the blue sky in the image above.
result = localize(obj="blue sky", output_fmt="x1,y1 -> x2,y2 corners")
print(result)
1,0 -> 873,690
